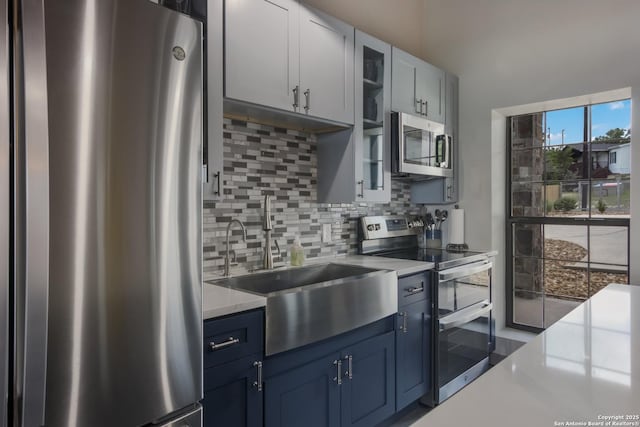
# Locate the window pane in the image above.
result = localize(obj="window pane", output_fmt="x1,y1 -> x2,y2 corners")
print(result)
545,107 -> 585,145
543,296 -> 582,328
589,226 -> 628,266
513,257 -> 543,293
545,181 -> 589,217
513,291 -> 543,328
590,179 -> 630,216
544,145 -> 584,180
511,113 -> 545,150
511,182 -> 544,217
591,100 -> 631,143
511,148 -> 543,182
544,225 -> 588,261
513,224 -> 543,258
590,266 -> 628,297
544,259 -> 588,300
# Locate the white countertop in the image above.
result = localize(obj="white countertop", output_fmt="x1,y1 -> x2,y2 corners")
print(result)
202,281 -> 266,319
412,284 -> 640,427
202,254 -> 434,319
328,255 -> 434,277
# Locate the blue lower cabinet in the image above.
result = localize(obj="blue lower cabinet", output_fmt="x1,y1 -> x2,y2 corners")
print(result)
264,329 -> 396,427
396,299 -> 431,410
203,353 -> 263,427
340,331 -> 396,427
264,353 -> 341,427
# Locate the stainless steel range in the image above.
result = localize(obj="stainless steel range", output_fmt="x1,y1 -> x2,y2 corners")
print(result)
358,215 -> 497,405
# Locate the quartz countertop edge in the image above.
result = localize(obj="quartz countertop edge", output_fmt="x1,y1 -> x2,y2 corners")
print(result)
202,283 -> 266,320
410,283 -> 640,427
202,254 -> 435,319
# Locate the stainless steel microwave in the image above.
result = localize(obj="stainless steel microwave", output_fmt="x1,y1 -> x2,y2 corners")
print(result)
391,112 -> 453,178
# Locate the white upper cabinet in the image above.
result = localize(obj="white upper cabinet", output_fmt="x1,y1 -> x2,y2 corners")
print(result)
225,0 -> 299,113
299,6 -> 354,124
225,0 -> 354,125
391,47 -> 444,123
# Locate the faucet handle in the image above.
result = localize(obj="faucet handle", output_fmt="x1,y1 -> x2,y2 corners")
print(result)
273,239 -> 281,257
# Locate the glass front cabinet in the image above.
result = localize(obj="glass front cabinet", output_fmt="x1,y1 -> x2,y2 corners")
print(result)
317,30 -> 391,203
354,31 -> 391,202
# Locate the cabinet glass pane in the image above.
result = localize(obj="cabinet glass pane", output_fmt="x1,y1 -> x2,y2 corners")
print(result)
363,128 -> 384,190
362,45 -> 385,191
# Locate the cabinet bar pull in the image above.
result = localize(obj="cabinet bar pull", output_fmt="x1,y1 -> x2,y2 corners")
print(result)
253,361 -> 263,392
357,180 -> 364,198
333,359 -> 342,385
344,355 -> 353,380
209,337 -> 239,351
416,98 -> 422,114
292,86 -> 299,108
405,283 -> 424,296
424,100 -> 428,116
213,171 -> 221,196
304,89 -> 310,112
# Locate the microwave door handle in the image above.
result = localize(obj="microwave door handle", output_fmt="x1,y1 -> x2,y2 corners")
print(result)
445,135 -> 452,168
438,261 -> 492,282
439,300 -> 493,331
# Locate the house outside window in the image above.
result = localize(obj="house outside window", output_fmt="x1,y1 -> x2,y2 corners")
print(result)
507,100 -> 631,331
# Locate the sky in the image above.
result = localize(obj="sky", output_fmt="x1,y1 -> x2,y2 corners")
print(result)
546,99 -> 631,145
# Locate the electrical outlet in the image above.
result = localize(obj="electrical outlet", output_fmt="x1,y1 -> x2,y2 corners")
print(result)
322,223 -> 332,243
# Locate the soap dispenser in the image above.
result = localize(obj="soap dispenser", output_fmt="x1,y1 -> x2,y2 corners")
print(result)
290,237 -> 305,266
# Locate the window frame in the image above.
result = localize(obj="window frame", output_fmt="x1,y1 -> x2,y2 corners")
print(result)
505,103 -> 631,333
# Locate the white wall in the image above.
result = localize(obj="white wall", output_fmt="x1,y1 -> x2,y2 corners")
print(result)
610,144 -> 631,175
421,0 -> 640,336
301,0 -> 425,58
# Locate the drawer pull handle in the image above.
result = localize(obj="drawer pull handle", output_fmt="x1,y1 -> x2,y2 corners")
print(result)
405,285 -> 424,296
209,337 -> 240,351
253,361 -> 263,392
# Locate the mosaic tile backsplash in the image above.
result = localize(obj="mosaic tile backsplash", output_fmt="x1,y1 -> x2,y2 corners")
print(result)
203,118 -> 421,277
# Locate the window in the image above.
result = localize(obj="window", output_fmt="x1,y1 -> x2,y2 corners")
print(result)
507,100 -> 631,331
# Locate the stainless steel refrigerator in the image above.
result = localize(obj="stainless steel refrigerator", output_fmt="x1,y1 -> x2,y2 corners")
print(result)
1,0 -> 203,425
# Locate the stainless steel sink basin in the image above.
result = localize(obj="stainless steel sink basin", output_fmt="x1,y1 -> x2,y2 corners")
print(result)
208,263 -> 398,355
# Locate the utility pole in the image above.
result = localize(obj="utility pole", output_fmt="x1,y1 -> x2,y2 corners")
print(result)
561,129 -> 565,145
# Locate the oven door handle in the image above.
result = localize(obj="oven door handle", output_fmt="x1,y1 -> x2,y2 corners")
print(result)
438,260 -> 492,282
439,300 -> 492,331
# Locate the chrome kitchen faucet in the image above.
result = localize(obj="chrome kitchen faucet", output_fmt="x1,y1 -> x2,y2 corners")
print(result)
225,219 -> 247,277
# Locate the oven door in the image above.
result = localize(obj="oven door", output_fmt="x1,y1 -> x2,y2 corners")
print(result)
437,300 -> 492,402
435,260 -> 493,403
392,112 -> 453,177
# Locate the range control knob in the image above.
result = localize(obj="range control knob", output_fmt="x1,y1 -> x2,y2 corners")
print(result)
367,224 -> 375,231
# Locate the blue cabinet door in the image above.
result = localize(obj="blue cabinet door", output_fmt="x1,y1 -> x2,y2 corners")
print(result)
264,353 -> 341,427
396,299 -> 431,410
203,353 -> 263,427
340,331 -> 396,427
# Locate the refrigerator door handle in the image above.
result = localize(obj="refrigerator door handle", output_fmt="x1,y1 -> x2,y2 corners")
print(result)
17,0 -> 51,425
1,0 -> 9,424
